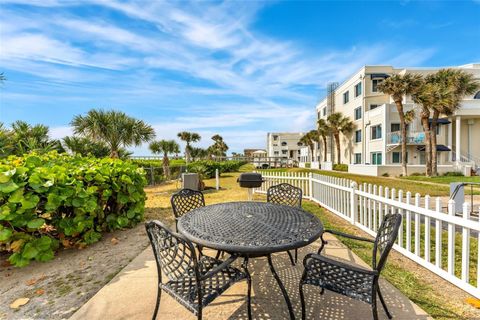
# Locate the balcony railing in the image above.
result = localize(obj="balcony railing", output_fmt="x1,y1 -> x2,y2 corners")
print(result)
386,131 -> 426,145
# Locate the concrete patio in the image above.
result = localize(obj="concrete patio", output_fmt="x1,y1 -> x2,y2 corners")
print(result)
70,233 -> 431,320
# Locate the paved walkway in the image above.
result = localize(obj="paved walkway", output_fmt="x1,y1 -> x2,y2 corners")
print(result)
70,234 -> 431,320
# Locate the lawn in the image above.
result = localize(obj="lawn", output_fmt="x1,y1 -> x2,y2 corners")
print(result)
260,168 -> 480,196
145,172 -> 478,320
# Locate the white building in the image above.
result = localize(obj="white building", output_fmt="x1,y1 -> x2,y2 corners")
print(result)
311,63 -> 480,176
266,132 -> 305,162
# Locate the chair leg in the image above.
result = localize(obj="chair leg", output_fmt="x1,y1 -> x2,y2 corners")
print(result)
197,309 -> 202,320
152,286 -> 161,320
287,250 -> 296,266
372,291 -> 378,320
294,249 -> 298,264
215,250 -> 221,259
377,286 -> 392,319
299,282 -> 306,320
242,258 -> 252,320
317,233 -> 327,254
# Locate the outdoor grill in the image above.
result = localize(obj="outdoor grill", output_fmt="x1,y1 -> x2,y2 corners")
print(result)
237,172 -> 264,200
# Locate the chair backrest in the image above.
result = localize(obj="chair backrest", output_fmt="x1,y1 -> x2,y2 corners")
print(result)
171,189 -> 205,219
145,220 -> 199,282
372,214 -> 402,272
267,183 -> 302,207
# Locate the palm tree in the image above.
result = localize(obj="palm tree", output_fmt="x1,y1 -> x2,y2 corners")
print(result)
0,73 -> 6,83
177,131 -> 201,164
62,136 -> 111,158
149,139 -> 180,180
208,134 -> 229,158
300,130 -> 318,162
317,119 -> 330,162
378,73 -> 423,176
71,109 -> 155,158
190,147 -> 208,161
326,112 -> 354,164
427,69 -> 479,175
9,120 -> 63,155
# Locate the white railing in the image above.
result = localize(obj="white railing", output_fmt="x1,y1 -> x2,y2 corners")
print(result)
254,170 -> 480,298
386,131 -> 426,145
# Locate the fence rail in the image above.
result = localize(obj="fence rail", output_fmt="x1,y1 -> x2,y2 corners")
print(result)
254,170 -> 480,298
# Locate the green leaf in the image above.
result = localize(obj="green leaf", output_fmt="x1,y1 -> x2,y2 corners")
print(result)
22,243 -> 39,259
27,218 -> 45,229
0,181 -> 19,193
21,194 -> 40,210
9,252 -> 30,267
117,216 -> 129,227
8,189 -> 23,203
0,172 -> 10,183
35,236 -> 52,250
45,193 -> 62,211
36,250 -> 54,262
0,228 -> 13,241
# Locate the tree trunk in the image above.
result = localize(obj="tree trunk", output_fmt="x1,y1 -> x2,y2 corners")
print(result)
334,133 -> 341,164
395,100 -> 408,176
431,110 -> 440,176
163,154 -> 170,180
110,149 -> 119,158
420,113 -> 432,177
185,142 -> 190,164
322,136 -> 327,162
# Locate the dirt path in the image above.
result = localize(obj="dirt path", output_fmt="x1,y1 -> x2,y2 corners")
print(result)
0,225 -> 149,320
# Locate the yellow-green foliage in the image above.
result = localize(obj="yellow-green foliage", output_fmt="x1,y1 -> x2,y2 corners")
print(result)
0,152 -> 147,266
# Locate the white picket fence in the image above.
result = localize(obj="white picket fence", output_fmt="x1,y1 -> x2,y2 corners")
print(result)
254,170 -> 480,299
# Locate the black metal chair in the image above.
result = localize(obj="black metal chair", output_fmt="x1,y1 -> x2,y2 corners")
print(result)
299,214 -> 402,320
267,183 -> 303,265
171,188 -> 205,226
145,220 -> 252,320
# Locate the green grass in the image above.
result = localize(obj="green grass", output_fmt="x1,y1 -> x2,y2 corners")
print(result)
302,201 -> 472,319
261,168 -> 451,196
402,175 -> 480,185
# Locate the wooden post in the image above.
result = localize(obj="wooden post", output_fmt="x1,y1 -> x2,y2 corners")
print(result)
350,181 -> 358,224
462,202 -> 471,282
215,168 -> 219,191
447,199 -> 455,275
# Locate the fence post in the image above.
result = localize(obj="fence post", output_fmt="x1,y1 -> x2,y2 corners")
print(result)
350,181 -> 358,224
215,169 -> 219,191
462,202 -> 471,283
447,199 -> 455,275
308,172 -> 313,199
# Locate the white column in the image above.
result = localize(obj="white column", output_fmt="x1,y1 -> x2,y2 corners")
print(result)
456,116 -> 461,164
448,117 -> 453,162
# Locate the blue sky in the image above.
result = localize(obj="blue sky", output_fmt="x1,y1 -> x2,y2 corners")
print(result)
1,0 -> 479,155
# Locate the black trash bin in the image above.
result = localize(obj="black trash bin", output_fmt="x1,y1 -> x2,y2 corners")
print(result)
237,173 -> 264,200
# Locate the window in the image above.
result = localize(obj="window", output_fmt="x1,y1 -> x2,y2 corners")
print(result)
392,152 -> 408,164
274,151 -> 279,155
273,135 -> 278,141
322,107 -> 326,116
391,123 -> 400,132
297,142 -> 303,146
354,153 -> 362,164
317,111 -> 321,119
354,106 -> 362,120
281,141 -> 287,146
355,129 -> 362,143
372,79 -> 384,92
371,124 -> 382,140
343,91 -> 349,104
419,151 -> 426,164
282,150 -> 287,155
370,104 -> 379,110
474,91 -> 480,99
354,82 -> 362,97
371,152 -> 382,165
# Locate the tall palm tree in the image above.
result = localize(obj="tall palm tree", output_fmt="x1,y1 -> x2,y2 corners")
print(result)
300,130 -> 318,162
427,69 -> 479,175
190,147 -> 208,161
149,139 -> 180,180
71,109 -> 155,158
326,112 -> 354,164
177,131 -> 201,164
317,119 -> 330,162
62,136 -> 111,158
9,120 -> 63,155
378,73 -> 423,176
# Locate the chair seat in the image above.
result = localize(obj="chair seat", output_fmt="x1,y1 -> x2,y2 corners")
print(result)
161,255 -> 247,314
303,254 -> 376,304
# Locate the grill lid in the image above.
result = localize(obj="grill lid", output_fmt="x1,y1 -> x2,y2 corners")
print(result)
237,172 -> 263,182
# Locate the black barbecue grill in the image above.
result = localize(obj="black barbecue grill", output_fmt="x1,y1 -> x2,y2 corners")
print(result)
237,172 -> 264,200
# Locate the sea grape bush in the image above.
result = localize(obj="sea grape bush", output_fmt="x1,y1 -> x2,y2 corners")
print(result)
0,152 -> 147,267
187,160 -> 247,178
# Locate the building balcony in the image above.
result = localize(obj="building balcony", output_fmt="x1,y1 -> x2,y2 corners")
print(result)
386,131 -> 426,145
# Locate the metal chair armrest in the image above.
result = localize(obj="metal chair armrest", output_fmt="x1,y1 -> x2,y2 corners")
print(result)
303,253 -> 378,276
199,254 -> 239,281
324,229 -> 374,243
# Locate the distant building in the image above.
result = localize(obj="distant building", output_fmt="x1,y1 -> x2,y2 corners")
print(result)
266,132 -> 305,161
244,149 -> 267,158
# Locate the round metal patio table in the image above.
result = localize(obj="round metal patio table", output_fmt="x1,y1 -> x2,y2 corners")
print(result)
177,201 -> 324,320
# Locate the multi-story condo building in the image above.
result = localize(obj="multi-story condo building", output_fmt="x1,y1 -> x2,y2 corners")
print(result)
313,63 -> 480,176
266,132 -> 304,161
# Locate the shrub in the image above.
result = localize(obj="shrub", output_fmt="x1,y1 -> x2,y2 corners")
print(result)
382,173 -> 389,177
410,172 -> 424,176
305,163 -> 311,168
0,152 -> 146,266
443,171 -> 464,177
333,164 -> 348,172
187,160 -> 247,179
